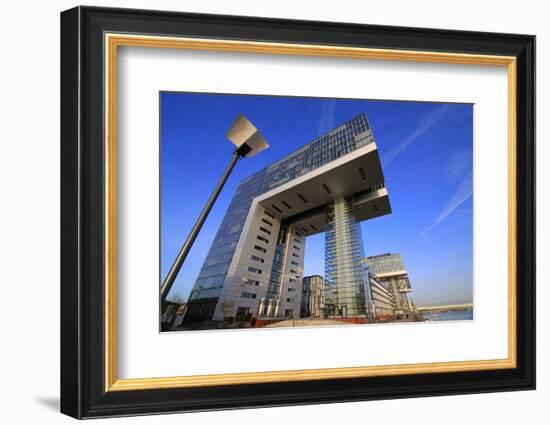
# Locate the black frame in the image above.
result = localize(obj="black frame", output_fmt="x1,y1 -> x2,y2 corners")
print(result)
61,6 -> 535,419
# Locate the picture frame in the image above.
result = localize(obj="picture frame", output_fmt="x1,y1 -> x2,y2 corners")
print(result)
60,5 -> 535,419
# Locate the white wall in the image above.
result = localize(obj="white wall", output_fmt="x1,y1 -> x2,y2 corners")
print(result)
0,0 -> 545,424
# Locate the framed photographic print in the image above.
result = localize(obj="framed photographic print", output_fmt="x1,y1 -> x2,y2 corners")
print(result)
60,6 -> 535,419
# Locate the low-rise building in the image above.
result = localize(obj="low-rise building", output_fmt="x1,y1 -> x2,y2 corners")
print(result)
300,275 -> 325,318
368,274 -> 396,321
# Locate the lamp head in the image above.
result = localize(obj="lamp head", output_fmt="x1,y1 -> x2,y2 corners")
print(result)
226,114 -> 269,158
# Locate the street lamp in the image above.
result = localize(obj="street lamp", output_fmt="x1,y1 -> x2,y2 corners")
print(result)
160,114 -> 269,304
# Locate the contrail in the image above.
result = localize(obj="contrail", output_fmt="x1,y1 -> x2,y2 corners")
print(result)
421,171 -> 473,236
382,104 -> 452,166
317,99 -> 336,135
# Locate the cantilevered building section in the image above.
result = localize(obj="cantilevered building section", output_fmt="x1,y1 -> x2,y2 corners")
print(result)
185,113 -> 391,325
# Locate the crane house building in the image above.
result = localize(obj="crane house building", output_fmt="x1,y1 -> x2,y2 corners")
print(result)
184,113 -> 391,326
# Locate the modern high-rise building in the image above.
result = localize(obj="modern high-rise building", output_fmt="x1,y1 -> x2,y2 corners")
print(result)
184,113 -> 391,325
362,253 -> 413,315
300,275 -> 325,318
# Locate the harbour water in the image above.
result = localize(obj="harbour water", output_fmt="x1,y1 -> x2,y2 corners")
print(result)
422,310 -> 474,322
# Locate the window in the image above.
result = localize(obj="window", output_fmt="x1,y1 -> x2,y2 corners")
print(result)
358,167 -> 367,181
281,200 -> 292,209
257,235 -> 269,244
265,210 -> 275,219
248,266 -> 262,274
261,218 -> 273,227
259,226 -> 271,235
291,261 -> 299,266
253,244 -> 267,253
245,279 -> 260,286
286,298 -> 295,303
293,245 -> 300,250
251,255 -> 265,263
271,204 -> 282,213
290,269 -> 297,274
292,253 -> 299,258
294,238 -> 301,244
295,231 -> 302,238
288,287 -> 296,292
241,292 -> 257,299
289,278 -> 296,282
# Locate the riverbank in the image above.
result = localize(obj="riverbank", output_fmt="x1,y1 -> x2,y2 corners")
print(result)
422,310 -> 474,321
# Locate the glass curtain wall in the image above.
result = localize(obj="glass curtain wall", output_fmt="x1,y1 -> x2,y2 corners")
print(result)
324,197 -> 372,319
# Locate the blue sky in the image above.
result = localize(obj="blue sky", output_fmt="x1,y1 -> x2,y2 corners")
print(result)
160,92 -> 473,307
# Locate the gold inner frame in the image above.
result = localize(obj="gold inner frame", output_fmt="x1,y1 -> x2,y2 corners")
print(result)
104,33 -> 517,392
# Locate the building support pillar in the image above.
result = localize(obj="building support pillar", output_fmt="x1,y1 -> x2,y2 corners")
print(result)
324,197 -> 374,321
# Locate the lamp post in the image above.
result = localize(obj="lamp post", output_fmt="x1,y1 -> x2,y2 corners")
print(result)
160,114 -> 269,304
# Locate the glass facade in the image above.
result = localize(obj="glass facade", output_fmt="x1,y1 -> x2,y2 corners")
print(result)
324,197 -> 372,320
186,113 -> 374,321
363,253 -> 406,275
267,224 -> 289,298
